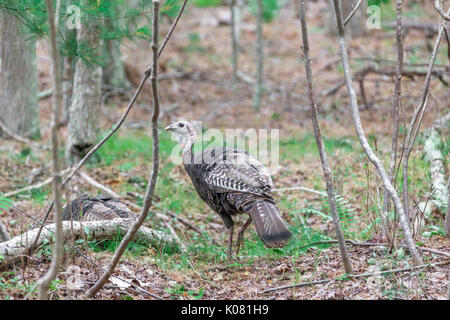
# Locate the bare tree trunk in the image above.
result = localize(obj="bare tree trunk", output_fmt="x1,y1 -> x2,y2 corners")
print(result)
85,0 -> 162,298
37,0 -> 64,300
0,12 -> 40,139
298,0 -> 353,274
61,56 -> 73,125
253,0 -> 263,111
230,0 -> 242,90
328,0 -> 367,38
65,2 -> 103,164
103,3 -> 130,89
331,0 -> 423,265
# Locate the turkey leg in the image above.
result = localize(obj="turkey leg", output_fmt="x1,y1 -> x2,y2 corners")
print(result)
227,225 -> 234,260
236,217 -> 252,255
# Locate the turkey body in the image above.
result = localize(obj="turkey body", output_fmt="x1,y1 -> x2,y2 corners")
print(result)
183,146 -> 291,248
62,195 -> 136,221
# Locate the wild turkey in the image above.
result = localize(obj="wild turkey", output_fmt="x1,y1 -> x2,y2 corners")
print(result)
165,120 -> 292,258
63,195 -> 136,221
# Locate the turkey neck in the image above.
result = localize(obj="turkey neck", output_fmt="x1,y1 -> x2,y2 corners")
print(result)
181,127 -> 197,164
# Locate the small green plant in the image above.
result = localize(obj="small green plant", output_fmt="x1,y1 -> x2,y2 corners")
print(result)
0,195 -> 13,212
166,284 -> 204,299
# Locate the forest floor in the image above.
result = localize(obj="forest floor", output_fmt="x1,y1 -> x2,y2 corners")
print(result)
0,1 -> 449,299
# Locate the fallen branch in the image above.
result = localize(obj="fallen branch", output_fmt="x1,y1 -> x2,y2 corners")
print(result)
320,64 -> 449,97
0,218 -> 178,267
0,120 -> 50,150
272,186 -> 325,196
3,168 -> 72,198
263,259 -> 450,293
298,239 -> 450,258
78,171 -> 121,199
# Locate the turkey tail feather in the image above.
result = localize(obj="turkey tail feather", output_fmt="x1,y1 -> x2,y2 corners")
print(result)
247,200 -> 291,247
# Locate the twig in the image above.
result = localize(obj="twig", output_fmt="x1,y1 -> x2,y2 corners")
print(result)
298,0 -> 352,274
402,16 -> 447,222
435,1 -> 450,21
263,259 -> 450,293
298,239 -> 450,258
0,120 -> 50,150
4,168 -> 71,198
86,0 -> 163,298
343,0 -> 362,26
78,171 -> 121,198
272,186 -> 325,196
331,0 -> 423,265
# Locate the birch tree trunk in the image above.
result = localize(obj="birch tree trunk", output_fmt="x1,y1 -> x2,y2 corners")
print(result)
65,4 -> 103,164
327,0 -> 367,38
0,12 -> 40,139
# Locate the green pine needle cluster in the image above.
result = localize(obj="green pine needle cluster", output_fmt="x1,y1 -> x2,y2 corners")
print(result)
0,0 -> 185,65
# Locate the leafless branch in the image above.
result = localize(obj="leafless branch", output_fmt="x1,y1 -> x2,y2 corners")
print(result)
298,0 -> 352,274
381,0 -> 404,247
0,120 -> 50,150
331,0 -> 423,265
344,0 -> 362,26
37,0 -> 64,300
86,0 -> 163,298
435,1 -> 450,21
263,259 -> 450,293
402,17 -> 447,222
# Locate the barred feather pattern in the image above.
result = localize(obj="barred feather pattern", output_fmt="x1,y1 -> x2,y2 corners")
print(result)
62,195 -> 136,221
183,146 -> 291,247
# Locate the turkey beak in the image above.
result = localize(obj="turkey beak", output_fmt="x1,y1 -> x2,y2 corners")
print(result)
165,124 -> 176,131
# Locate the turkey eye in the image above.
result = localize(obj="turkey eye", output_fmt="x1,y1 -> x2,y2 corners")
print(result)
179,123 -> 184,127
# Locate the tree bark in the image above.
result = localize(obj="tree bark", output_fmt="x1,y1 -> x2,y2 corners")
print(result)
65,2 -> 103,164
0,12 -> 40,139
327,0 -> 367,38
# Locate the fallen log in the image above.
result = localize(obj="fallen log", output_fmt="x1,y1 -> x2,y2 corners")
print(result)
0,218 -> 179,267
